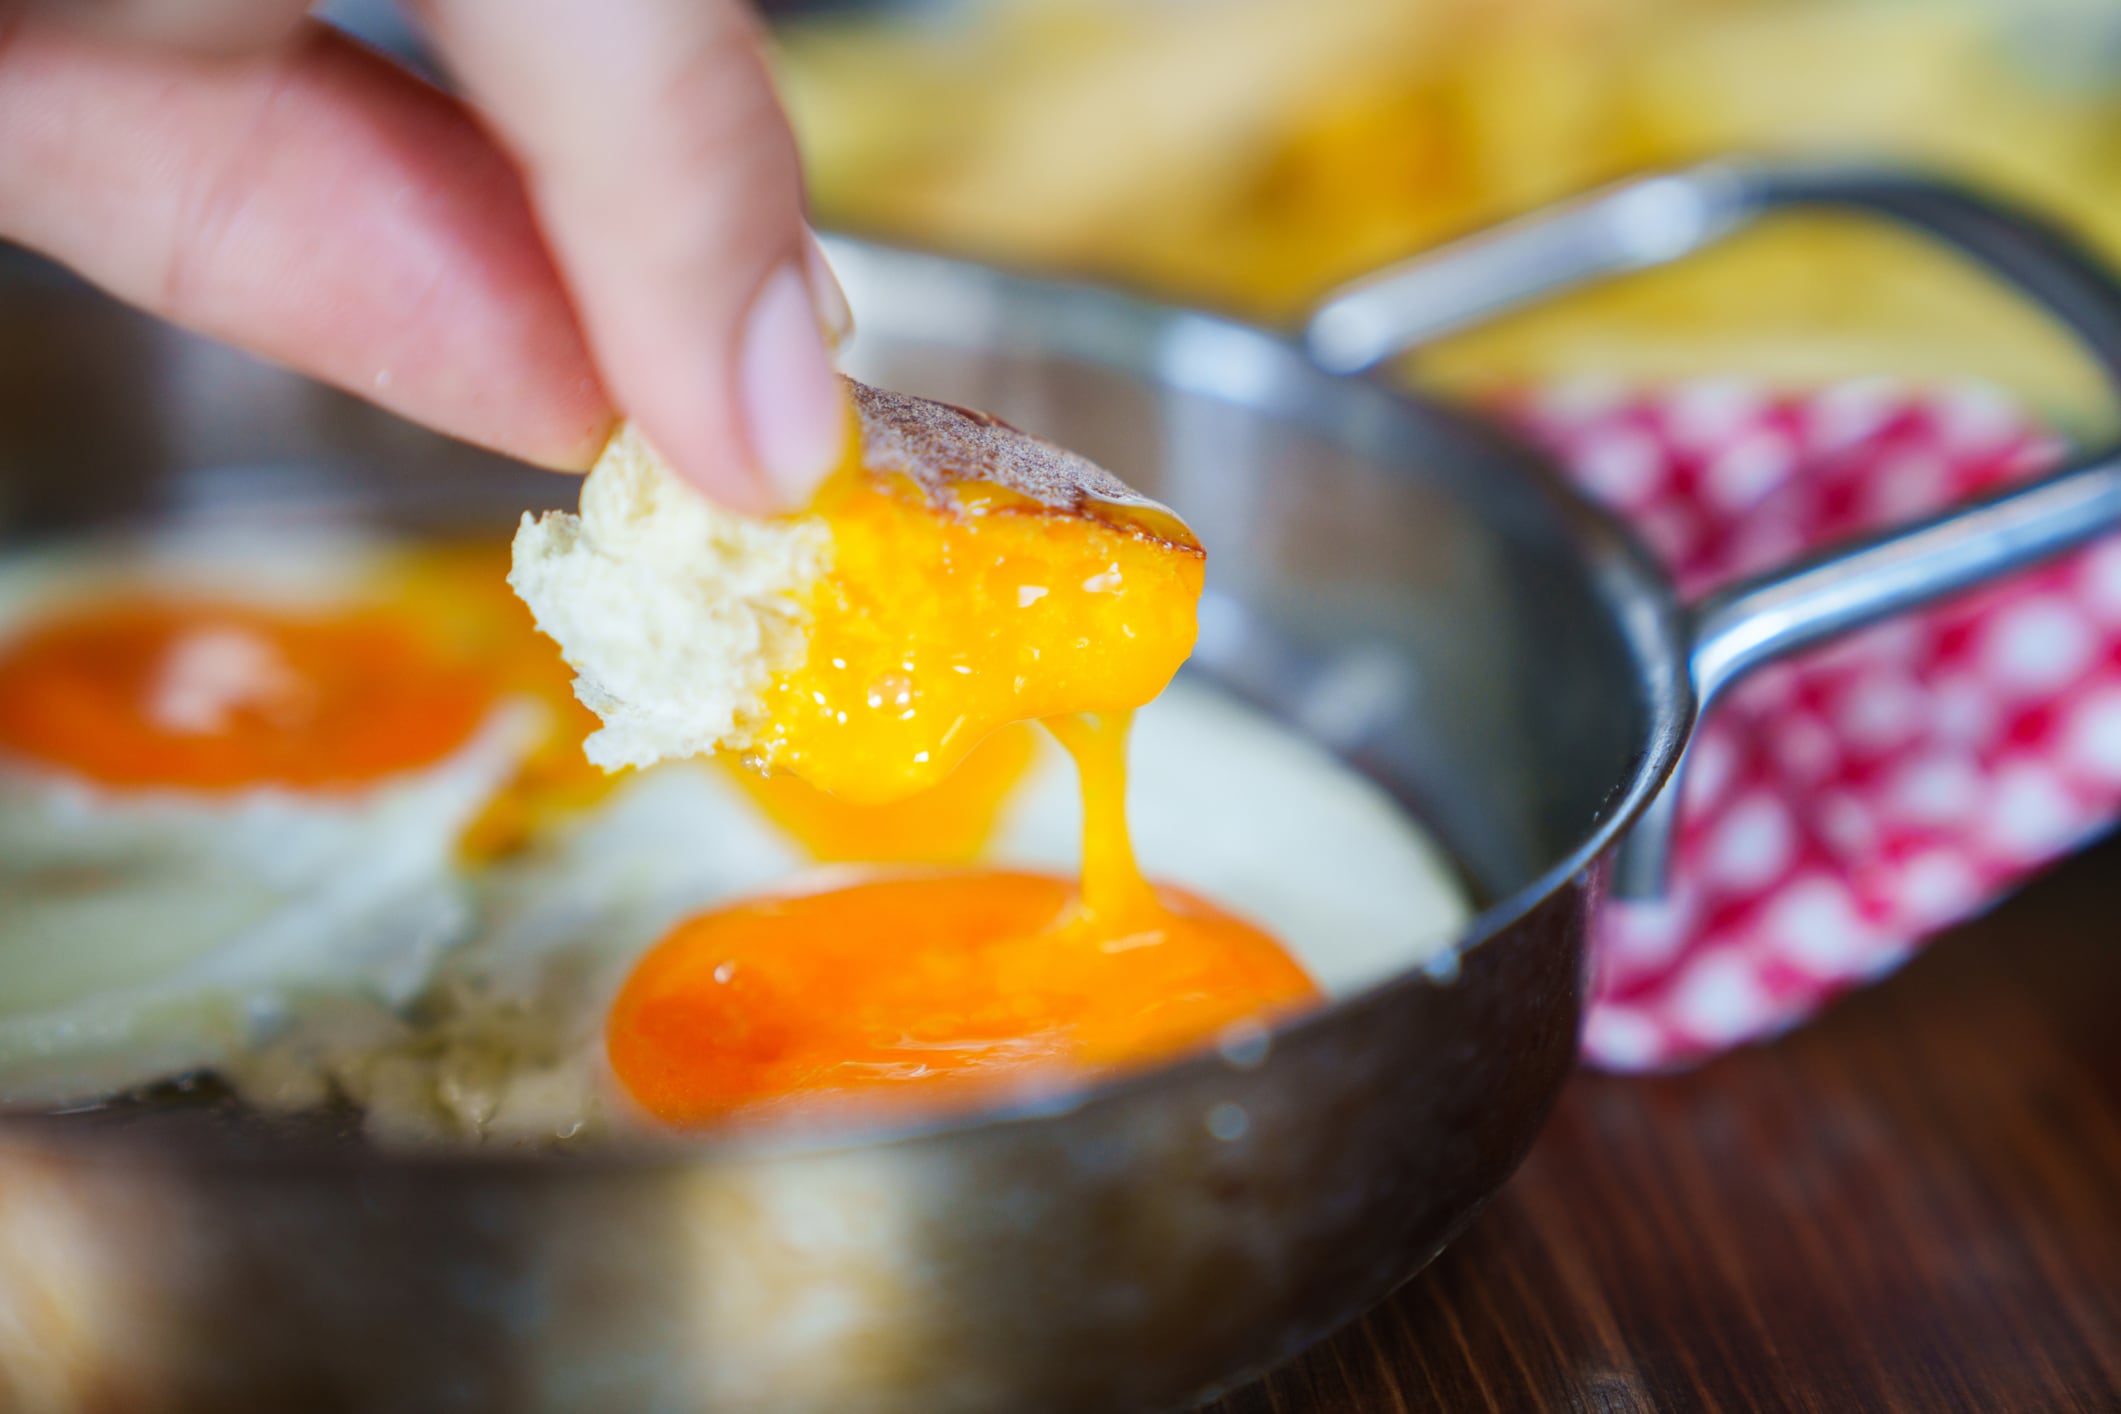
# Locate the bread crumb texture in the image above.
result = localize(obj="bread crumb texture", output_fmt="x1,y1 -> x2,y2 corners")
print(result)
508,424 -> 830,773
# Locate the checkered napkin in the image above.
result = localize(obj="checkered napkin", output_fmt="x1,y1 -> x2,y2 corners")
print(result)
1507,379 -> 2121,1071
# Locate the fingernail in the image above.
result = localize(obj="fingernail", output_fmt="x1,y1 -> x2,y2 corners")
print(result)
803,231 -> 855,352
740,257 -> 846,509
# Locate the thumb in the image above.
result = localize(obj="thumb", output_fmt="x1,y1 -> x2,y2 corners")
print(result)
409,0 -> 847,513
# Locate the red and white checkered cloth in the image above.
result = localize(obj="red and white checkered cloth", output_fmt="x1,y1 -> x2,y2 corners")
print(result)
1509,378 -> 2121,1072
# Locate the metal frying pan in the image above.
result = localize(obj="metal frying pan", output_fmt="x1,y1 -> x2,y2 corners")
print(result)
0,164 -> 2116,1412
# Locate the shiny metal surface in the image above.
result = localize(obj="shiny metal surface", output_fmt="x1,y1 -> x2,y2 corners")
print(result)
0,167 -> 2111,1410
1305,165 -> 1759,375
1309,163 -> 2121,893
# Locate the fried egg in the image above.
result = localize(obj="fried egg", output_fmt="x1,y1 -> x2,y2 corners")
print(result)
508,396 -> 1364,1131
0,530 -> 545,1106
231,678 -> 1469,1146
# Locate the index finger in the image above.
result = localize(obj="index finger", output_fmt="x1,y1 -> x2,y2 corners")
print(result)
0,19 -> 617,469
409,0 -> 848,514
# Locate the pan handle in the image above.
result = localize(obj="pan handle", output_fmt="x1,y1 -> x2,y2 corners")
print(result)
1302,160 -> 2121,896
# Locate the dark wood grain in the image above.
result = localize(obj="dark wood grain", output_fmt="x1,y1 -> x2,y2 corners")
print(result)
1212,836 -> 2121,1413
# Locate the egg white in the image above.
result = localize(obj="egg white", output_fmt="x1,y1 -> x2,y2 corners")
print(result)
0,532 -> 545,1106
229,763 -> 807,1142
248,677 -> 1472,1147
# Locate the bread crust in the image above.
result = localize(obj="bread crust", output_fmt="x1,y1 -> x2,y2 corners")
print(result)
845,377 -> 1201,553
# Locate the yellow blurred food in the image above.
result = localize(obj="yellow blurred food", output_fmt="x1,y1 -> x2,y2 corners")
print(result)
780,0 -> 2121,429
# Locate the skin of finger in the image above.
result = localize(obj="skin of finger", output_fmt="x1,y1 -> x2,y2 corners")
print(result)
0,18 -> 615,469
15,0 -> 311,55
410,0 -> 816,513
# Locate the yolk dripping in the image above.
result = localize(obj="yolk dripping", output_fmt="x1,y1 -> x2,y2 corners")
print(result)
0,599 -> 495,791
607,709 -> 1322,1127
603,412 -> 1316,1128
749,469 -> 1203,805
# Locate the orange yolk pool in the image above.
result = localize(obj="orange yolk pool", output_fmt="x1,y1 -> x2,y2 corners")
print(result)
606,868 -> 1314,1127
609,708 -> 1318,1126
0,599 -> 496,790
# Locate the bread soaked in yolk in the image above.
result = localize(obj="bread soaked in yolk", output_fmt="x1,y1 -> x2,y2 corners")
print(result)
749,467 -> 1203,805
0,599 -> 495,790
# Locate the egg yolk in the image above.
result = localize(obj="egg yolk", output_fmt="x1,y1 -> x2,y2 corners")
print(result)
724,723 -> 1037,865
608,707 -> 1321,1126
748,470 -> 1203,804
606,870 -> 1314,1126
605,428 -> 1315,1129
0,600 -> 496,791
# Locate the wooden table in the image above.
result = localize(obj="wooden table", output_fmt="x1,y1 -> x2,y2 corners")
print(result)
1213,835 -> 2121,1412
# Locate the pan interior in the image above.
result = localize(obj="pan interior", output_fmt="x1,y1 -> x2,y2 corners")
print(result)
0,240 -> 1683,1414
0,241 -> 1681,1128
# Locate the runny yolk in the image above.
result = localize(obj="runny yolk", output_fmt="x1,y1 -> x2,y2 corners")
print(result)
748,471 -> 1204,805
0,599 -> 495,791
606,707 -> 1323,1127
723,724 -> 1038,865
605,868 -> 1316,1128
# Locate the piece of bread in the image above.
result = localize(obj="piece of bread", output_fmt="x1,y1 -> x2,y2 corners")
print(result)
509,375 -> 1192,777
508,423 -> 828,774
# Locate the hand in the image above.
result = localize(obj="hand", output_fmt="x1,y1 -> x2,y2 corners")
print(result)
0,0 -> 849,512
